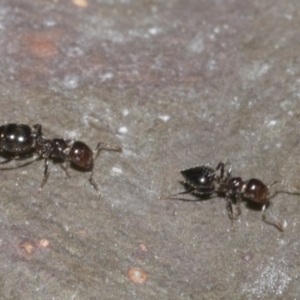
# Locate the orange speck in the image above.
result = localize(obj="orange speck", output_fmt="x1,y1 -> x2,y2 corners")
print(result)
22,32 -> 59,58
20,241 -> 35,256
133,243 -> 148,262
36,239 -> 50,249
72,0 -> 88,7
127,267 -> 148,284
76,229 -> 88,237
139,243 -> 148,252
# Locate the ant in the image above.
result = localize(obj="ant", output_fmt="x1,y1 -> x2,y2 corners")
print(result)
0,123 -> 121,195
160,162 -> 292,231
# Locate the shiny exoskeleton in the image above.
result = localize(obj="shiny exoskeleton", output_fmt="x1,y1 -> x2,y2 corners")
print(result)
0,123 -> 121,195
0,123 -> 41,154
161,162 -> 284,231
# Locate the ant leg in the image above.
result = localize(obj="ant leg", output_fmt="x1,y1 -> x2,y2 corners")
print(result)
39,157 -> 50,192
216,162 -> 225,179
261,180 -> 286,231
33,124 -> 42,136
268,180 -> 279,190
216,162 -> 232,180
227,165 -> 232,178
85,142 -> 121,197
60,163 -> 71,178
235,194 -> 242,219
226,193 -> 236,229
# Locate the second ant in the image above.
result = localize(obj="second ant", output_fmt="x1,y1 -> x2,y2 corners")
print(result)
161,162 -> 296,231
0,123 -> 121,195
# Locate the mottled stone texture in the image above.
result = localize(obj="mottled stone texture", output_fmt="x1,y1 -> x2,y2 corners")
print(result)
0,0 -> 300,299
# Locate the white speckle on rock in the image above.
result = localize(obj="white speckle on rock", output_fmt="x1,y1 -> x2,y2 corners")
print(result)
67,46 -> 84,57
248,63 -> 271,80
158,115 -> 170,122
111,167 -> 122,174
44,20 -> 57,27
118,126 -> 128,134
207,59 -> 216,70
188,33 -> 204,54
267,120 -> 277,126
63,75 -> 79,89
214,27 -> 220,34
284,14 -> 292,20
257,64 -> 270,76
100,72 -> 114,82
123,109 -> 129,116
148,27 -> 161,35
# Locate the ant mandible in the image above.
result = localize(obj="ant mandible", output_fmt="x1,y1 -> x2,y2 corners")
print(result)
0,123 -> 121,195
160,162 -> 288,231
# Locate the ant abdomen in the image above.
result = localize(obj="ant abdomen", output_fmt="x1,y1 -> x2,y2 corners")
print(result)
0,124 -> 35,153
181,166 -> 216,194
243,179 -> 269,204
69,141 -> 93,170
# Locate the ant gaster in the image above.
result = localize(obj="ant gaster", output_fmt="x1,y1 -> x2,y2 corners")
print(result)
161,162 -> 287,231
0,123 -> 121,195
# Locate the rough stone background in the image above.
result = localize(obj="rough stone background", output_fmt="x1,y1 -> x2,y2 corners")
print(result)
0,0 -> 300,299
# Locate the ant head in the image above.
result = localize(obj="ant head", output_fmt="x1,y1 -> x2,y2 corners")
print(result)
69,141 -> 93,170
243,178 -> 270,204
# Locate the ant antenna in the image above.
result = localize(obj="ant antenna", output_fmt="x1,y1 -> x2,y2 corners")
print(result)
262,180 -> 300,231
267,180 -> 279,190
268,180 -> 300,199
0,155 -> 41,170
159,188 -> 196,200
279,180 -> 300,193
94,142 -> 122,159
262,205 -> 286,232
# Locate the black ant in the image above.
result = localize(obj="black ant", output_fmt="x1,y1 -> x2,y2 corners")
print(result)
160,162 -> 292,231
0,123 -> 121,195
